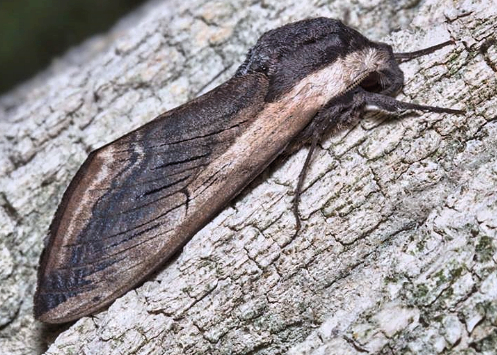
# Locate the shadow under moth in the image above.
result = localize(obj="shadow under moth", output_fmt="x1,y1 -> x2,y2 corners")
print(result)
34,17 -> 464,323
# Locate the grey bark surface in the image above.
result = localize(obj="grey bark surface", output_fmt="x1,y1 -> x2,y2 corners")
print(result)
0,0 -> 496,354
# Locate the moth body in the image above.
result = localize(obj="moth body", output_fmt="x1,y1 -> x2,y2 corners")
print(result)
35,18 -> 463,323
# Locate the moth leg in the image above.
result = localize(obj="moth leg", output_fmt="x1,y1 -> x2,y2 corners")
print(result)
394,40 -> 455,63
362,91 -> 465,114
284,91 -> 362,156
293,135 -> 319,231
291,95 -> 363,231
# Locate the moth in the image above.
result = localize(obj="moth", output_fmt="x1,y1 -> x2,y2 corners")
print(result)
34,17 -> 463,323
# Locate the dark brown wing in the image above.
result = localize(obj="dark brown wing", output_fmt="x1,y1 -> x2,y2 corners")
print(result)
34,74 -> 269,323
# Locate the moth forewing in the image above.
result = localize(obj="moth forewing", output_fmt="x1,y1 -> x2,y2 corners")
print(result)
34,74 -> 269,323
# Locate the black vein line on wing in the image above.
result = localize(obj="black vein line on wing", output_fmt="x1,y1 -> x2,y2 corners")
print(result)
151,153 -> 209,171
59,224 -> 174,270
61,224 -> 160,267
39,255 -> 150,295
68,131 -> 179,250
88,174 -> 192,220
101,195 -> 186,239
47,252 -> 127,273
181,186 -> 191,214
62,251 -> 153,293
102,227 -> 169,258
111,119 -> 248,154
123,175 -> 198,214
65,200 -> 186,247
191,161 -> 231,199
38,256 -> 126,294
161,119 -> 248,147
86,164 -> 203,192
69,125 -> 218,252
80,161 -> 206,235
141,174 -> 192,197
89,177 -> 192,221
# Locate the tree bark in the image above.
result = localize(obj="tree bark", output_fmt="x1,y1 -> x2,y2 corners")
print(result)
0,0 -> 496,354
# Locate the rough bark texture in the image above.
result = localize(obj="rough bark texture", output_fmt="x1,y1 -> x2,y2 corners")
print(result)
0,0 -> 496,354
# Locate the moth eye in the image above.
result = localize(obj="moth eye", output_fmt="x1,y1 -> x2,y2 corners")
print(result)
360,71 -> 383,93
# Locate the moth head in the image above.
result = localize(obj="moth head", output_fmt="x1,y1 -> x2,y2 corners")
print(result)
236,18 -> 406,102
356,42 -> 404,96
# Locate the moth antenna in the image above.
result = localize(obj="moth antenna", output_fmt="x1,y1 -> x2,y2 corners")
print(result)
363,91 -> 465,114
293,134 -> 319,232
404,103 -> 465,114
394,40 -> 455,63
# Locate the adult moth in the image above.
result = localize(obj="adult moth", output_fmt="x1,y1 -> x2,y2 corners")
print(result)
34,17 -> 463,323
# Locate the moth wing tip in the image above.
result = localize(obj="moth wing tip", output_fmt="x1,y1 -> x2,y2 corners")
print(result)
33,291 -> 80,324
